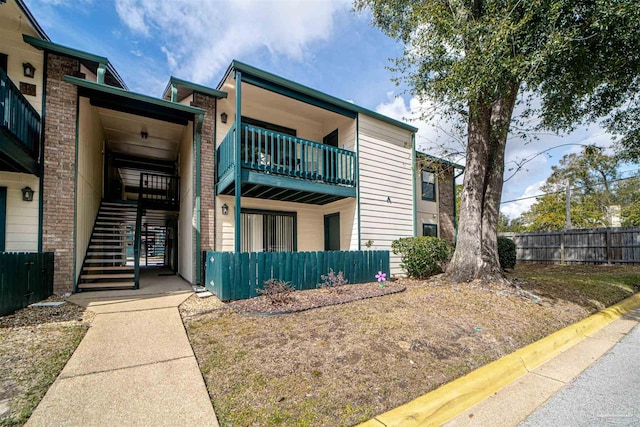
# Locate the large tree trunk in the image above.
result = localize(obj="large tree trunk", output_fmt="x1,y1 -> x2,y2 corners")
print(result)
445,84 -> 519,283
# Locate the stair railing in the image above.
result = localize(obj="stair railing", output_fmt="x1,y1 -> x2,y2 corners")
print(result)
133,175 -> 143,289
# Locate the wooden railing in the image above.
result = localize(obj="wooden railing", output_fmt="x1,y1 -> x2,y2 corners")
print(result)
0,252 -> 54,316
139,173 -> 180,207
0,67 -> 41,157
217,123 -> 357,187
204,250 -> 390,301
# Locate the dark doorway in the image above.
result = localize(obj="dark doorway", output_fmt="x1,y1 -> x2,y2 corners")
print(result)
324,213 -> 340,251
323,129 -> 339,181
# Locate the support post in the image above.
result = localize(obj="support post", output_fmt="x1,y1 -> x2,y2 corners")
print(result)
566,180 -> 572,230
234,70 -> 242,253
97,63 -> 106,84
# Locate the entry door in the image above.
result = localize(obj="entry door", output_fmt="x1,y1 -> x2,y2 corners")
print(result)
324,213 -> 340,251
323,129 -> 339,180
0,187 -> 6,252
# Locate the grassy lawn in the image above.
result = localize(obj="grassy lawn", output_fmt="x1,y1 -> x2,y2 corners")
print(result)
0,299 -> 91,427
181,264 -> 640,427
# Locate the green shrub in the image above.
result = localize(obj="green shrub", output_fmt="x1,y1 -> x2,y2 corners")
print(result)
391,237 -> 453,279
498,237 -> 517,270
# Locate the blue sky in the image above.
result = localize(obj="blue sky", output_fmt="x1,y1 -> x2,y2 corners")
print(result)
25,0 -> 631,219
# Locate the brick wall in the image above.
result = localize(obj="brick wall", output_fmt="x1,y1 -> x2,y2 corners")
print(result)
42,53 -> 79,293
191,93 -> 216,253
438,167 -> 455,244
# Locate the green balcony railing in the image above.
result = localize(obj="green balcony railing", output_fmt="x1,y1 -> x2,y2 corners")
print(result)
0,67 -> 41,157
217,123 -> 356,187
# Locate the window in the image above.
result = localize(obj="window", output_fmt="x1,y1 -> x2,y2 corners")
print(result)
423,223 -> 438,237
241,209 -> 296,252
421,169 -> 436,201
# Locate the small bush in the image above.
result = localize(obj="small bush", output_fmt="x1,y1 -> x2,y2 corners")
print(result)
257,279 -> 295,305
318,269 -> 349,292
498,237 -> 517,270
391,237 -> 453,279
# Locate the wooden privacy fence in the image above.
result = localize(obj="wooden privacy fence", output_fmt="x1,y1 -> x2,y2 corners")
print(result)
0,252 -> 54,316
501,227 -> 640,264
205,250 -> 390,301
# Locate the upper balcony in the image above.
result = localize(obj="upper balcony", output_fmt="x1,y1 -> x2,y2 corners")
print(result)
0,67 -> 41,175
217,122 -> 356,204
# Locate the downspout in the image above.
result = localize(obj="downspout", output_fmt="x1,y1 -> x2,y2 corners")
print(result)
234,71 -> 242,253
411,133 -> 417,237
194,113 -> 204,284
453,168 -> 464,243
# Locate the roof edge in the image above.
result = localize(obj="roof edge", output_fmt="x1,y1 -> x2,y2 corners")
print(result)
417,151 -> 465,170
63,75 -> 205,115
15,0 -> 49,41
163,76 -> 228,100
221,60 -> 418,133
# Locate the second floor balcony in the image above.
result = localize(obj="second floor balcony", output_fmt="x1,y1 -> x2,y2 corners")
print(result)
0,67 -> 41,176
216,122 -> 357,205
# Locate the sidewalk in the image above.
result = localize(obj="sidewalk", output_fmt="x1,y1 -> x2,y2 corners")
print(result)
26,269 -> 218,427
445,306 -> 640,427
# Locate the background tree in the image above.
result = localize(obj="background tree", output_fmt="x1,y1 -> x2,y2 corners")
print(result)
355,0 -> 640,283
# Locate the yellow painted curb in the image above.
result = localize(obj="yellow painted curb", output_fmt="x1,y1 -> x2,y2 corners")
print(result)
359,292 -> 640,427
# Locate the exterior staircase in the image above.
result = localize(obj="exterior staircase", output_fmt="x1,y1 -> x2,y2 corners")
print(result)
78,201 -> 139,291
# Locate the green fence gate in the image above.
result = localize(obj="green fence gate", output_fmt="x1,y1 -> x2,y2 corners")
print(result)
204,250 -> 390,301
0,252 -> 54,317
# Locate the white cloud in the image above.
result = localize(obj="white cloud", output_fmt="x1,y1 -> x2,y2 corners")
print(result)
114,0 -> 350,84
500,181 -> 545,219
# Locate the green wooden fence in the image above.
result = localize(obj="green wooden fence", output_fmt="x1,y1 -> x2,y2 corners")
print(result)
205,250 -> 390,301
0,252 -> 54,317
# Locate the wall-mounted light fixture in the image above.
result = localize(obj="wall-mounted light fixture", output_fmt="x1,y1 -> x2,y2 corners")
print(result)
21,186 -> 34,202
140,131 -> 148,139
22,62 -> 35,78
220,112 -> 228,124
221,203 -> 229,215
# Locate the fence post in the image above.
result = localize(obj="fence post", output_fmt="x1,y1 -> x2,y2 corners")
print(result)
606,228 -> 612,265
560,231 -> 565,265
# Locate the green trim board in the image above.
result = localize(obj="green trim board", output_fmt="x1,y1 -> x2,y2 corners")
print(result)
241,170 -> 357,199
162,76 -> 228,101
412,133 -> 417,237
234,70 -> 242,252
63,76 -> 204,116
72,96 -> 79,293
356,114 -> 361,250
416,151 -> 465,171
219,60 -> 419,133
23,35 -> 128,89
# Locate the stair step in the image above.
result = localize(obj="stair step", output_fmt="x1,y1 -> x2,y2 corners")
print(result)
84,258 -> 127,263
90,240 -> 131,244
86,252 -> 126,256
80,273 -> 135,280
89,245 -> 125,249
93,232 -> 130,237
78,281 -> 136,290
83,266 -> 134,271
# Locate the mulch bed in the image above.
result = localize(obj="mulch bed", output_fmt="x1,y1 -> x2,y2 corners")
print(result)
227,281 -> 406,315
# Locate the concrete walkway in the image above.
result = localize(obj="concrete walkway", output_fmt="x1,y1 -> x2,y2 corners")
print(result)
444,307 -> 640,426
26,269 -> 219,427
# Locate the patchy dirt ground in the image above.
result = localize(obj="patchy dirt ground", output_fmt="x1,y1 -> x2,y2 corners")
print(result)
181,264 -> 640,427
0,297 -> 92,426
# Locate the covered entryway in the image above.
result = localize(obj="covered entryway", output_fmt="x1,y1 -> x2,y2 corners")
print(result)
64,76 -> 205,291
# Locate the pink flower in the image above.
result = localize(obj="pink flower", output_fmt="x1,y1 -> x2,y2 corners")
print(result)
375,271 -> 386,282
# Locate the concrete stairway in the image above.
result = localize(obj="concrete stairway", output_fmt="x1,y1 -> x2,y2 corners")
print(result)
78,201 -> 138,291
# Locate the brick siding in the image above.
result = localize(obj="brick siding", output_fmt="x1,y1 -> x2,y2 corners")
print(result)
438,167 -> 456,244
42,53 -> 79,293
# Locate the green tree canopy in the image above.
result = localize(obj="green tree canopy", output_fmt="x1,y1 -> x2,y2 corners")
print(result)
356,0 -> 640,283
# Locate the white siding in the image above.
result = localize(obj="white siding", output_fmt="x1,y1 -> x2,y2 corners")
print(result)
358,114 -> 414,275
178,122 -> 194,283
323,198 -> 358,251
75,97 -> 104,279
0,1 -> 45,115
0,171 -> 39,251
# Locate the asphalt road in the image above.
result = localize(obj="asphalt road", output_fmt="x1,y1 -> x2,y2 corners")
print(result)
520,311 -> 640,427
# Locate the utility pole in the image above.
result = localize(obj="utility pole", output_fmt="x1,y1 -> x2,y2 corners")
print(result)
566,180 -> 572,230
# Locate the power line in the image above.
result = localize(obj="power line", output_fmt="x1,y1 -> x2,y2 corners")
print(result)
500,174 -> 639,205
